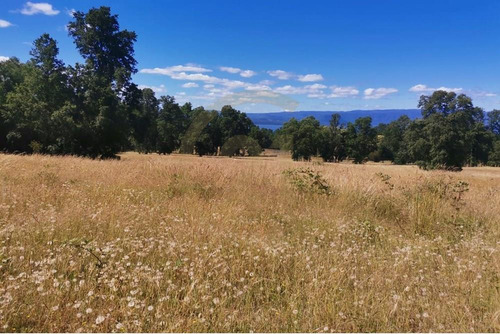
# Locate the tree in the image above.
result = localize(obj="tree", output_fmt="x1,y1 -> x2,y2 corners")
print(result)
249,126 -> 273,149
2,35 -> 72,154
215,105 -> 254,156
67,6 -> 137,158
409,91 -> 487,170
156,96 -> 186,154
68,7 -> 137,89
317,113 -> 346,162
345,116 -> 377,164
488,110 -> 500,136
488,140 -> 500,166
128,86 -> 159,153
377,115 -> 411,163
283,116 -> 321,161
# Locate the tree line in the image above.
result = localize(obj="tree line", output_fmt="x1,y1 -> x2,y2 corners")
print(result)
275,92 -> 500,169
0,7 -> 272,159
0,6 -> 499,170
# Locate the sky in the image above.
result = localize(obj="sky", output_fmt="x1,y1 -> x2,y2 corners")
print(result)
1,0 -> 500,113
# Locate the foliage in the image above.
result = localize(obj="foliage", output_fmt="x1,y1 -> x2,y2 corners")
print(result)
282,167 -> 332,195
317,113 -> 347,163
345,116 -> 377,164
0,6 -> 498,169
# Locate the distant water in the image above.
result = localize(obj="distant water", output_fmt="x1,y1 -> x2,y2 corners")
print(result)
247,109 -> 421,130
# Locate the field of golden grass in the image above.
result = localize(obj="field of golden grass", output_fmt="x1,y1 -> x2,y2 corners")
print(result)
0,152 -> 499,332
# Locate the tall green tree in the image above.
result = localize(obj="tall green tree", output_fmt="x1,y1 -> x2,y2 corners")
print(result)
317,113 -> 347,162
410,91 -> 488,169
215,105 -> 254,156
156,96 -> 186,154
67,6 -> 137,158
488,110 -> 500,136
2,35 -> 73,154
283,116 -> 321,161
345,116 -> 377,164
376,115 -> 411,163
128,86 -> 159,153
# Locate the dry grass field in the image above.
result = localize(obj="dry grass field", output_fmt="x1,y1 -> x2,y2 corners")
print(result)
0,152 -> 499,332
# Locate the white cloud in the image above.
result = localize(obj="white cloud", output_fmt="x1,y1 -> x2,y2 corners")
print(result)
298,74 -> 324,82
240,70 -> 256,78
141,64 -> 211,76
267,70 -> 294,80
468,90 -> 497,98
137,84 -> 166,94
0,19 -> 13,28
141,64 -> 254,92
182,82 -> 199,88
476,92 -> 497,97
329,86 -> 359,98
364,87 -> 398,99
409,84 -> 462,93
220,66 -> 241,74
274,83 -> 326,95
220,66 -> 256,78
245,84 -> 272,91
259,79 -> 274,86
21,2 -> 60,15
0,56 -> 9,62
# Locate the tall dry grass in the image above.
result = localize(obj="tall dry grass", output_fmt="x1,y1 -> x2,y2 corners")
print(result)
0,152 -> 499,332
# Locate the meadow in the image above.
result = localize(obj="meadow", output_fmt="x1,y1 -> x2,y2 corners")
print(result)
0,152 -> 499,332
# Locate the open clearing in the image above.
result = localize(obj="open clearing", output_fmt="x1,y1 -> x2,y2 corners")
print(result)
0,153 -> 499,332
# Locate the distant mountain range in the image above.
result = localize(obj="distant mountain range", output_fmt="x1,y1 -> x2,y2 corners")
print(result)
247,109 -> 422,130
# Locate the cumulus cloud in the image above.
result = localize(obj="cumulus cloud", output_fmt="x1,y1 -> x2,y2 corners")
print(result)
244,84 -> 272,91
219,66 -> 241,74
267,70 -> 294,80
259,79 -> 274,86
364,87 -> 398,99
409,84 -> 462,93
240,70 -> 256,78
220,66 -> 256,78
474,91 -> 497,97
20,2 -> 60,15
141,64 -> 211,76
329,86 -> 359,98
297,74 -> 324,82
182,82 -> 199,88
0,19 -> 13,28
0,56 -> 9,62
142,64 -> 257,92
274,83 -> 326,95
137,84 -> 166,94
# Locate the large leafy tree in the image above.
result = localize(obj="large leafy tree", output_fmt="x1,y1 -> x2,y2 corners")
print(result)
317,113 -> 347,162
67,6 -> 137,158
249,126 -> 273,150
376,115 -> 411,163
2,35 -> 73,154
345,116 -> 377,164
282,116 -> 321,161
156,96 -> 187,154
488,110 -> 500,136
68,7 -> 137,89
215,105 -> 254,156
410,91 -> 489,169
127,86 -> 159,153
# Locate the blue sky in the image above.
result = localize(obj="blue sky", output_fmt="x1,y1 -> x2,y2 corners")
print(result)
1,0 -> 500,113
